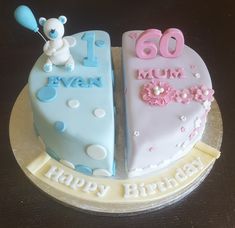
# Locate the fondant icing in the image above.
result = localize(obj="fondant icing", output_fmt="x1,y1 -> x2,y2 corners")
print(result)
29,31 -> 115,176
122,29 -> 214,177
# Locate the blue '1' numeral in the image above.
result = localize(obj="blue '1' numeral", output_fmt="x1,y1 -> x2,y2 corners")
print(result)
82,32 -> 98,67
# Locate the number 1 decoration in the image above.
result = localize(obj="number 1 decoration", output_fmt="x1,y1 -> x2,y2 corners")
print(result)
135,28 -> 184,59
82,32 -> 98,67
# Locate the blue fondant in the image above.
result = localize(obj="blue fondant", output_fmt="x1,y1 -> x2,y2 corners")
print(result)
88,77 -> 102,87
36,86 -> 57,102
43,64 -> 52,73
65,64 -> 74,72
112,160 -> 116,176
82,32 -> 98,67
111,69 -> 115,86
47,76 -> 61,87
54,121 -> 66,132
29,31 -> 115,177
50,76 -> 103,88
46,147 -> 60,161
71,77 -> 89,88
95,40 -> 105,47
14,5 -> 39,32
58,16 -> 67,24
61,77 -> 76,87
39,17 -> 46,26
75,165 -> 92,176
49,29 -> 58,39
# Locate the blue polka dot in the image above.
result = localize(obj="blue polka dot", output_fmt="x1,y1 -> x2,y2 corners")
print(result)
95,40 -> 105,47
46,147 -> 60,161
36,86 -> 57,102
75,165 -> 92,176
54,121 -> 66,133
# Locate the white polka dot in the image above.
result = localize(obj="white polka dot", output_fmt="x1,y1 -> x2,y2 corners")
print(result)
86,144 -> 107,160
93,108 -> 106,118
60,160 -> 75,169
67,99 -> 80,108
134,131 -> 140,136
194,73 -> 201,78
93,169 -> 112,176
180,115 -> 187,121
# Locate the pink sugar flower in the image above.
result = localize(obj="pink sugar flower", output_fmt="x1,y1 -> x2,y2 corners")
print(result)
140,80 -> 176,106
174,89 -> 193,104
190,85 -> 214,102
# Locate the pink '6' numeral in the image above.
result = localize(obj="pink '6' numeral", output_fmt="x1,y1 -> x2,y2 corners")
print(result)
135,29 -> 162,59
159,28 -> 184,58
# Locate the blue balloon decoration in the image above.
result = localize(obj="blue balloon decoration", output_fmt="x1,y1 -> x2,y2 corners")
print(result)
14,5 -> 39,32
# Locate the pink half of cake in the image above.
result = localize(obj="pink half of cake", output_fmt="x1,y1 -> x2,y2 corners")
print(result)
122,30 -> 214,177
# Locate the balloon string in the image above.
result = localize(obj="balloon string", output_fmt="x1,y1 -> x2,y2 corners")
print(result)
37,31 -> 47,42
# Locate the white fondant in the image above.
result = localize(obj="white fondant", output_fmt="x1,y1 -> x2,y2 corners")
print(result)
86,144 -> 107,160
203,100 -> 211,110
203,90 -> 209,96
180,115 -> 187,121
133,131 -> 140,136
82,181 -> 97,193
93,169 -> 112,177
67,99 -> 80,108
60,160 -> 75,169
194,117 -> 202,128
153,86 -> 164,95
97,185 -> 110,197
41,18 -> 75,71
93,108 -> 106,118
194,72 -> 201,78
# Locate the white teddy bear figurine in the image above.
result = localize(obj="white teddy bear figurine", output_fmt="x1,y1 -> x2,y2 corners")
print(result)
39,16 -> 76,72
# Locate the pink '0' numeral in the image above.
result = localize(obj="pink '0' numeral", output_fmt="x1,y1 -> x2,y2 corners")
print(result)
135,29 -> 162,59
159,28 -> 184,58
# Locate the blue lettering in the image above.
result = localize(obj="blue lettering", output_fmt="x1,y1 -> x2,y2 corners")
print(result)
61,77 -> 76,87
46,76 -> 102,88
47,76 -> 61,87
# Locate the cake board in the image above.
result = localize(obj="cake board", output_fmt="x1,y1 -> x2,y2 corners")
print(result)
9,47 -> 223,215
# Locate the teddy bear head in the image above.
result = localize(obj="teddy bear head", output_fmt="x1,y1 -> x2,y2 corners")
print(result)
39,16 -> 67,40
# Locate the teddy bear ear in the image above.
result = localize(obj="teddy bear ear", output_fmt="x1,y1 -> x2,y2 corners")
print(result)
58,16 -> 67,24
39,17 -> 47,26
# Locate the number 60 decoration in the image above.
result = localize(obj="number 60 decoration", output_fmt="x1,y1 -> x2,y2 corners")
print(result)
135,28 -> 184,59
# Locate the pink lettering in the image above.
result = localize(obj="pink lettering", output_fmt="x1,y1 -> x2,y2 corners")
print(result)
137,69 -> 153,80
137,68 -> 184,80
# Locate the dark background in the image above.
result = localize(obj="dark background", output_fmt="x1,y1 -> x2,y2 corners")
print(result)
1,0 -> 235,227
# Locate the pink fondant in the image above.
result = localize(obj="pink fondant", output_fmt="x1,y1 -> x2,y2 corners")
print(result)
129,32 -> 138,40
159,28 -> 184,58
174,89 -> 193,104
137,69 -> 154,79
181,127 -> 186,132
137,68 -> 184,80
140,80 -> 176,106
190,85 -> 214,102
135,29 -> 162,59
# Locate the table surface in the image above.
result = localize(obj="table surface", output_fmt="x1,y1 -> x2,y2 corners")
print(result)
1,0 -> 235,227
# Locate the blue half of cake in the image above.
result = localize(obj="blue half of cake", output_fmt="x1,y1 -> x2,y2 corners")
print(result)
28,31 -> 115,177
